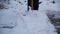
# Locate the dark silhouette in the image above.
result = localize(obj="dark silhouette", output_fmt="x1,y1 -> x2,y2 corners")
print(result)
28,0 -> 39,11
33,0 -> 39,10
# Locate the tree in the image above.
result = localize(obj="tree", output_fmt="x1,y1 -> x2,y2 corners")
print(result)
28,0 -> 39,10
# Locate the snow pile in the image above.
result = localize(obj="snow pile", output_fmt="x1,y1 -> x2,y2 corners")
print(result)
11,10 -> 57,34
0,0 -> 58,34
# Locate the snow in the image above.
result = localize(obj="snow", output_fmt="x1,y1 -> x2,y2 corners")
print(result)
39,0 -> 60,11
54,11 -> 60,19
0,0 -> 59,34
12,10 -> 57,34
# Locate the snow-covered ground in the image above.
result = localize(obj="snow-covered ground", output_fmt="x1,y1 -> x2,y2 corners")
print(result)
0,0 -> 59,34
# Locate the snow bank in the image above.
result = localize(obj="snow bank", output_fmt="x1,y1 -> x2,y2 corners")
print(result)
0,0 -> 58,34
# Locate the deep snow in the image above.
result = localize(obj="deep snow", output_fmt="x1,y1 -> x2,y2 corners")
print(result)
0,0 -> 59,34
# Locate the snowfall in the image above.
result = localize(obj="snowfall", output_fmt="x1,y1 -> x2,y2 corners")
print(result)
0,0 -> 60,34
